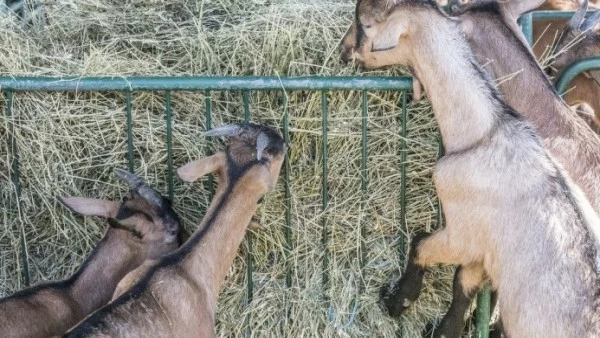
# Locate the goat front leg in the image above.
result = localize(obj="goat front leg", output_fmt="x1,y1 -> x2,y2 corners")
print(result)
380,229 -> 470,317
431,263 -> 486,338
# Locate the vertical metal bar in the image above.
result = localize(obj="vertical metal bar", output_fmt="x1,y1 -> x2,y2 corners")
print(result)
520,13 -> 534,47
204,90 -> 213,195
283,92 -> 292,291
243,90 -> 253,338
476,289 -> 491,338
5,89 -> 29,287
282,91 -> 293,327
399,91 -> 408,261
360,90 -> 368,288
243,90 -> 250,122
321,89 -> 330,304
125,91 -> 134,173
165,91 -> 173,200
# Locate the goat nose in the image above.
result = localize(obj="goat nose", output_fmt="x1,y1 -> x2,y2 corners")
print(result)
339,43 -> 353,64
340,48 -> 352,65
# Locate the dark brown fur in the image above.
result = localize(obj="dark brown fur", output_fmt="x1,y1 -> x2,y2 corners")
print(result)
0,190 -> 182,338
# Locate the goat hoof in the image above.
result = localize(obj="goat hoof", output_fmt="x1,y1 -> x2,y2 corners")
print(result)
379,283 -> 412,318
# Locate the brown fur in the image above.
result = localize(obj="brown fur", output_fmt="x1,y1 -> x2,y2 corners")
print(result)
348,1 -> 600,337
63,123 -> 286,338
444,0 -> 600,127
550,3 -> 600,123
343,1 -> 600,336
0,187 -> 182,338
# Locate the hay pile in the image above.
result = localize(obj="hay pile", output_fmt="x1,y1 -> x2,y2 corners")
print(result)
0,0 -> 469,336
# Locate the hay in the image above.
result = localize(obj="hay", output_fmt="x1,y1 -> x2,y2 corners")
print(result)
0,0 -> 474,337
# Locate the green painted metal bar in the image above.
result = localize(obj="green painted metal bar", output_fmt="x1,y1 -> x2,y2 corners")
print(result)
360,90 -> 368,289
165,91 -> 174,200
204,90 -> 214,195
243,90 -> 253,338
476,289 -> 492,338
399,91 -> 407,261
520,13 -> 533,47
531,10 -> 576,20
282,92 -> 292,291
125,91 -> 134,173
555,57 -> 600,94
5,89 -> 30,287
243,90 -> 250,122
0,76 -> 412,91
321,89 -> 330,303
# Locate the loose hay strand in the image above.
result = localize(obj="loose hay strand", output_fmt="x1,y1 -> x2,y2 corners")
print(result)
0,0 -> 469,337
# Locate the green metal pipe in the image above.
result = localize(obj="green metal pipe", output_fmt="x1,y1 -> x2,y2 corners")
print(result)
399,91 -> 407,260
243,90 -> 253,338
5,89 -> 30,287
282,92 -> 292,291
360,90 -> 368,290
165,91 -> 174,200
321,89 -> 330,303
125,91 -> 134,173
519,13 -> 533,47
204,90 -> 214,196
476,288 -> 491,338
0,76 -> 412,91
555,57 -> 600,95
531,10 -> 576,20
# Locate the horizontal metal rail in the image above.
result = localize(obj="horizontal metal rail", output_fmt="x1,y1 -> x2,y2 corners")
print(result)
0,76 -> 413,91
2,10 -> 597,336
1,76 -> 413,336
555,56 -> 600,94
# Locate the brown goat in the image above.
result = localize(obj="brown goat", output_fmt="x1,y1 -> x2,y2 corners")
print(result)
444,0 -> 599,61
341,0 -> 600,337
446,0 -> 600,130
350,1 -> 600,338
0,169 -> 183,338
550,4 -> 600,122
62,123 -> 286,338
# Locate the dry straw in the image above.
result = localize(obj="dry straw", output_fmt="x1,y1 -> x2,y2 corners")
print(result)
0,0 -> 471,337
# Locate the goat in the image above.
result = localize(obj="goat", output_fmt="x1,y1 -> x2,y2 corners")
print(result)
350,1 -> 600,337
343,1 -> 600,336
111,218 -> 261,300
550,4 -> 600,123
444,0 -> 599,62
0,169 -> 183,338
62,123 -> 286,338
448,0 -> 600,131
445,3 -> 600,336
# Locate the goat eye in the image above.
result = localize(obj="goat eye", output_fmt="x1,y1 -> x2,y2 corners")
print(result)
362,24 -> 372,29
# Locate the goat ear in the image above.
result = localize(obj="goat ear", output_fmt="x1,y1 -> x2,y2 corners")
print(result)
57,197 -> 119,219
569,0 -> 589,29
503,0 -> 545,19
176,152 -> 226,183
571,102 -> 595,118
